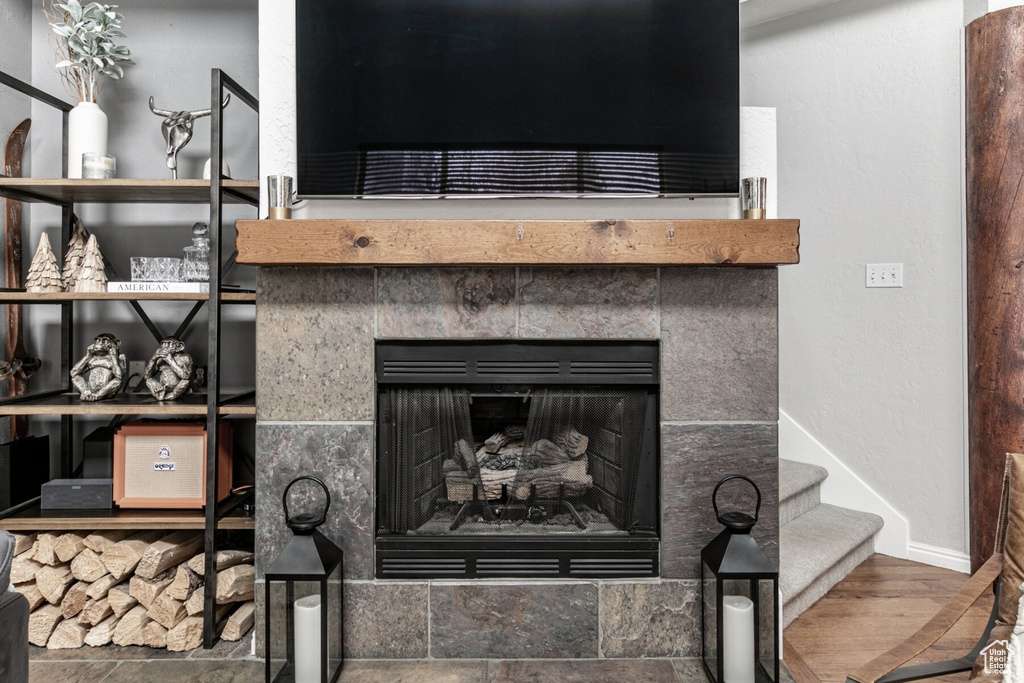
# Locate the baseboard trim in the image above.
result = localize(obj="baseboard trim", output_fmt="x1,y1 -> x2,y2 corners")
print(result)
780,408 -> 909,559
906,542 -> 971,574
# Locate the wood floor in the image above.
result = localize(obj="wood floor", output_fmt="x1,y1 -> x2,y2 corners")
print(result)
783,554 -> 995,683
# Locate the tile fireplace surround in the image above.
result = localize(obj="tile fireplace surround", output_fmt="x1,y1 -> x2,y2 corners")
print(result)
252,264 -> 779,661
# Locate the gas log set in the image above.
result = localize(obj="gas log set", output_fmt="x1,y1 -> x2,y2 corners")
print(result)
9,530 -> 254,651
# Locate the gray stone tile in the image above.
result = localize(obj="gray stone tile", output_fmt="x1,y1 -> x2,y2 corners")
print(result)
378,268 -> 516,338
256,423 -> 374,580
660,267 -> 778,421
600,580 -> 701,658
518,267 -> 658,339
430,583 -> 598,659
98,659 -> 263,682
661,423 -> 779,579
256,267 -> 374,421
488,658 -> 681,682
344,583 -> 428,659
28,644 -> 182,660
187,633 -> 255,660
28,661 -> 118,683
340,660 -> 488,682
672,658 -> 707,682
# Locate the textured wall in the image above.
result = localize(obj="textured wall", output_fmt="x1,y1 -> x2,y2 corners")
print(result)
742,0 -> 966,551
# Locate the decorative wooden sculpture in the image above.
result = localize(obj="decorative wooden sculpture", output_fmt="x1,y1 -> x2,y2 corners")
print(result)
62,219 -> 89,291
25,233 -> 63,293
144,337 -> 193,401
72,234 -> 107,293
71,333 -> 126,401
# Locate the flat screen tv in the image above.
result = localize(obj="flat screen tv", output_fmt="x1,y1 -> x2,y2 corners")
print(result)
296,0 -> 738,198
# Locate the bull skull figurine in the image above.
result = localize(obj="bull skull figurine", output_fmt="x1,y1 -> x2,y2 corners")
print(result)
148,94 -> 230,179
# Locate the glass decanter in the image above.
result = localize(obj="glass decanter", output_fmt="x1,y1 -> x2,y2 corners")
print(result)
182,222 -> 210,282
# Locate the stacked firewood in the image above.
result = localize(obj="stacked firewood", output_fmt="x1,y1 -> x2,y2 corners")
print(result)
444,426 -> 593,501
8,531 -> 255,651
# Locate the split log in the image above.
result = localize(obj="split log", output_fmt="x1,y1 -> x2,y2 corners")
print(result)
54,533 -> 87,563
187,549 -> 253,576
485,425 -> 525,453
47,620 -> 88,649
458,459 -> 591,501
129,569 -> 174,608
28,604 -> 63,646
165,564 -> 202,602
135,531 -> 203,579
13,581 -> 45,611
37,565 -> 75,605
107,584 -> 138,618
86,573 -> 124,601
12,532 -> 36,555
184,586 -> 205,616
143,621 -> 168,649
442,458 -> 463,473
111,605 -> 150,646
456,438 -> 478,476
221,601 -> 255,642
553,427 -> 589,458
71,548 -> 108,582
522,438 -> 570,468
83,530 -> 126,554
215,564 -> 255,604
166,604 -> 231,652
32,533 -> 60,566
101,530 -> 163,579
147,593 -> 187,630
11,549 -> 42,584
61,580 -> 90,619
84,614 -> 119,647
78,598 -> 113,626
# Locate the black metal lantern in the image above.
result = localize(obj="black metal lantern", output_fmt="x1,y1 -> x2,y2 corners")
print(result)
701,475 -> 779,683
265,476 -> 344,683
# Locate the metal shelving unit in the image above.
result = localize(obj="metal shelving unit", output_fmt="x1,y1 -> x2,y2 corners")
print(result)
0,68 -> 258,648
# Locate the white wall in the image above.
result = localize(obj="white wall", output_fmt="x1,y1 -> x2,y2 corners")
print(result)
742,0 -> 967,553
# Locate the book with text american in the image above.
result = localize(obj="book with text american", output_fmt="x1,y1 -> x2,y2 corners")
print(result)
107,281 -> 210,293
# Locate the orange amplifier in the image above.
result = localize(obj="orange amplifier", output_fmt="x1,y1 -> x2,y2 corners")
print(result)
113,421 -> 232,509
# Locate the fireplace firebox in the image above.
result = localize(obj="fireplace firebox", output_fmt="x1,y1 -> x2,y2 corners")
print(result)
375,340 -> 659,579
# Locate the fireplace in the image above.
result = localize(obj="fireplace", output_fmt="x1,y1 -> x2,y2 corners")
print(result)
375,340 -> 660,578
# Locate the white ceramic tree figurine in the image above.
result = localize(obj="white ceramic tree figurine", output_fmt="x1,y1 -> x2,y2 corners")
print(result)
26,233 -> 63,293
72,234 -> 107,293
62,219 -> 88,291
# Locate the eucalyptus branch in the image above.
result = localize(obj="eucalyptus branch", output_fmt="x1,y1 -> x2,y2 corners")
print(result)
43,0 -> 134,104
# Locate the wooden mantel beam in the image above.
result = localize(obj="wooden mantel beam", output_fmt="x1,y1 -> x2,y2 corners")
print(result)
235,218 -> 800,267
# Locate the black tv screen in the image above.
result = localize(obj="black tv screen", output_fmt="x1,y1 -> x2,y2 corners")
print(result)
296,0 -> 738,197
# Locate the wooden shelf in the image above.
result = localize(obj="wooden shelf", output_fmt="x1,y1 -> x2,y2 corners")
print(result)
0,290 -> 255,303
0,505 -> 254,531
0,392 -> 255,416
0,178 -> 259,205
235,218 -> 800,267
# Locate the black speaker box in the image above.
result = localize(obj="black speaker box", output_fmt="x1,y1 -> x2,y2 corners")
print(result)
41,478 -> 113,510
0,435 -> 50,509
83,426 -> 116,478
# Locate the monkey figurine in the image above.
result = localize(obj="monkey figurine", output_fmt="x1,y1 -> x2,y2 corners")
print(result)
144,336 -> 194,401
71,333 -> 127,401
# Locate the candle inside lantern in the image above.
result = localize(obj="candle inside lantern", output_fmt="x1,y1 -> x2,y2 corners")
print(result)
81,152 -> 116,179
722,595 -> 755,683
294,594 -> 321,683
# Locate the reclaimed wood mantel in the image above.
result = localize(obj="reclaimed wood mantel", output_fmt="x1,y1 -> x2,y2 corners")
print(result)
235,218 -> 800,267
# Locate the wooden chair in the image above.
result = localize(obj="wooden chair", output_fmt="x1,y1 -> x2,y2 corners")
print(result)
846,454 -> 1022,683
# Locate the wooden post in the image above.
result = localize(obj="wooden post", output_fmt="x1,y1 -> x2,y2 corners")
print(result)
967,5 -> 1024,570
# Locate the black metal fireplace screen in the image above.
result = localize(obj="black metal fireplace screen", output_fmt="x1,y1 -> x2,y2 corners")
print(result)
375,341 -> 660,579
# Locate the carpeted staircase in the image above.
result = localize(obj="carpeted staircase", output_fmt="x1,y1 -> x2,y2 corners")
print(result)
780,459 -> 883,626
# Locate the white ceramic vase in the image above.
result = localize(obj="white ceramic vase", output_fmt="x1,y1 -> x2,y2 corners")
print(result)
67,102 -> 108,179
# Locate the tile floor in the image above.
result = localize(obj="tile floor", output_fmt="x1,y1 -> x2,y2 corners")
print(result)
28,646 -> 798,682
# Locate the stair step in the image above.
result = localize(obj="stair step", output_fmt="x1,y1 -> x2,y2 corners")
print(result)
779,459 -> 828,526
780,504 -> 883,623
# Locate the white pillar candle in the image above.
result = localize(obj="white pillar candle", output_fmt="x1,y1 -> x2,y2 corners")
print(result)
722,595 -> 755,683
294,594 -> 322,683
